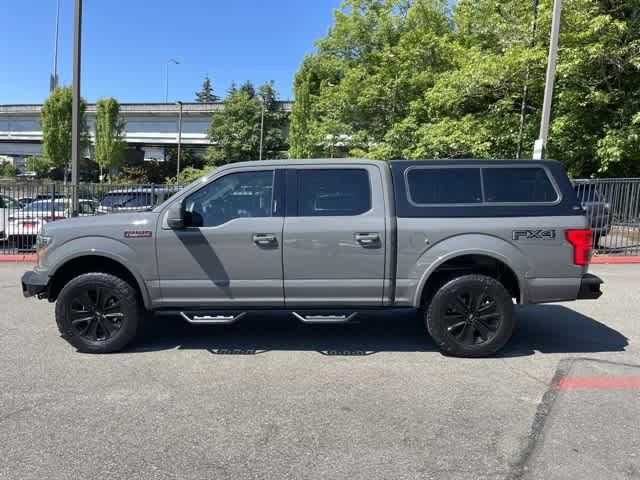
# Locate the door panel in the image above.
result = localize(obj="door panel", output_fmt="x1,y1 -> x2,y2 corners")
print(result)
156,169 -> 284,307
283,167 -> 387,306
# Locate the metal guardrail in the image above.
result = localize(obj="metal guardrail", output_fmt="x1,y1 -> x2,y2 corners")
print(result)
1,179 -> 639,255
0,183 -> 181,252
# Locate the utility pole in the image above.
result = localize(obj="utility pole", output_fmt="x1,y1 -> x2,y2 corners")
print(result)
71,0 -> 83,216
533,0 -> 563,159
50,0 -> 60,92
176,101 -> 183,180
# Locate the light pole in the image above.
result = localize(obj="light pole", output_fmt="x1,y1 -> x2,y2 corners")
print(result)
533,0 -> 563,159
164,59 -> 179,103
176,101 -> 183,180
71,0 -> 83,216
50,0 -> 60,92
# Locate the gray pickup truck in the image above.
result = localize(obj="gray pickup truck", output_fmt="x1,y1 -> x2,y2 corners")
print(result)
22,159 -> 602,357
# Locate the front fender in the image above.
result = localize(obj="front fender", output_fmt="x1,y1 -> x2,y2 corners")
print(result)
410,234 -> 530,307
44,236 -> 153,309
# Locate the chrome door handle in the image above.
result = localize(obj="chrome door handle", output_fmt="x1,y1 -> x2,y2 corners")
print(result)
355,233 -> 380,246
253,233 -> 278,247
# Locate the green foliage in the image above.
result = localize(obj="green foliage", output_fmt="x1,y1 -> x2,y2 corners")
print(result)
195,75 -> 220,103
174,166 -> 212,184
94,97 -> 127,179
115,147 -> 205,184
0,161 -> 20,177
205,81 -> 289,165
25,155 -> 53,178
291,0 -> 640,176
40,86 -> 89,171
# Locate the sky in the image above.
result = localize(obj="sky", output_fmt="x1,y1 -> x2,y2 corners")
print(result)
0,0 -> 341,104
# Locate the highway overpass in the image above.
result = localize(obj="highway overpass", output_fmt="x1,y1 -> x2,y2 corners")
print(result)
0,101 -> 293,167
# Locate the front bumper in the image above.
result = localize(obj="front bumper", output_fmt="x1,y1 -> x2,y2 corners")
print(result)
577,273 -> 603,300
21,270 -> 49,298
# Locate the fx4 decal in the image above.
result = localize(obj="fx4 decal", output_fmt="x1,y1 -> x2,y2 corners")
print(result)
512,229 -> 556,241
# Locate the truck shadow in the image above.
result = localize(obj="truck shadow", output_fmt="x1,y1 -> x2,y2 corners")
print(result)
129,305 -> 628,357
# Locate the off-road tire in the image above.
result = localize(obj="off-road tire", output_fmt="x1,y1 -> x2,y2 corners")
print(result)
425,274 -> 515,357
55,272 -> 142,353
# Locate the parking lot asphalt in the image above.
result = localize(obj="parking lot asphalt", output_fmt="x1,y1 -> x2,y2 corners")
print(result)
1,263 -> 638,480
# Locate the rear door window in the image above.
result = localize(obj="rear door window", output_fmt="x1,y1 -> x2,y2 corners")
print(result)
297,169 -> 371,216
483,167 -> 558,203
406,168 -> 482,205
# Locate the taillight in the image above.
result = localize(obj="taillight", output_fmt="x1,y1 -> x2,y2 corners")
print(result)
566,229 -> 593,265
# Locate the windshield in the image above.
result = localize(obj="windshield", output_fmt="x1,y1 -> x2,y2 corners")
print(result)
24,200 -> 67,213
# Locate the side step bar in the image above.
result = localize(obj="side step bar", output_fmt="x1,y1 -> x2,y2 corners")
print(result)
292,312 -> 357,324
179,312 -> 246,325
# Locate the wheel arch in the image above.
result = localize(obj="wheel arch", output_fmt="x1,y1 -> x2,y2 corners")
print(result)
414,250 -> 525,308
49,254 -> 151,309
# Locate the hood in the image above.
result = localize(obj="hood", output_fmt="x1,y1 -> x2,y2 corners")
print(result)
43,211 -> 160,238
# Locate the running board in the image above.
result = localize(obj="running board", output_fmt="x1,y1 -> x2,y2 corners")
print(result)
179,312 -> 246,325
292,312 -> 357,324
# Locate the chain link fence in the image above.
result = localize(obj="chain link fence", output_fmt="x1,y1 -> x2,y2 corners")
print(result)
1,178 -> 639,255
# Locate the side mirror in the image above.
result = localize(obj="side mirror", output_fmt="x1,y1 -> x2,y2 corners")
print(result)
166,201 -> 185,229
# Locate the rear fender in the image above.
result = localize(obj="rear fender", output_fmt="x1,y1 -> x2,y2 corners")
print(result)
411,234 -> 530,307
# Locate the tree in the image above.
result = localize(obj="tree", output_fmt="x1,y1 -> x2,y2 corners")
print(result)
40,86 -> 89,176
290,0 -> 640,177
94,97 -> 127,181
0,161 -> 20,177
25,155 -> 53,178
195,75 -> 219,103
205,81 -> 289,165
289,57 -> 315,158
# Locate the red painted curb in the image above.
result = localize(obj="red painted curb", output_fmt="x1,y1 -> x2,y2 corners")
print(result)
558,376 -> 640,389
591,255 -> 640,264
0,254 -> 37,263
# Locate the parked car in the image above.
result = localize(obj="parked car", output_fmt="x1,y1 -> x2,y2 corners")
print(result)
573,182 -> 611,245
22,159 -> 602,356
17,192 -> 66,207
97,187 -> 180,214
0,194 -> 22,241
7,199 -> 97,246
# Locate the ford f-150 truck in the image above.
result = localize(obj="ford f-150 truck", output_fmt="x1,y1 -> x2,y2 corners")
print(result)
22,159 -> 603,357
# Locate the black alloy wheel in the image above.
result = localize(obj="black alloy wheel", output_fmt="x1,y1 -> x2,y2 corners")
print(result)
56,272 -> 141,353
69,285 -> 124,342
425,274 -> 515,357
443,287 -> 501,347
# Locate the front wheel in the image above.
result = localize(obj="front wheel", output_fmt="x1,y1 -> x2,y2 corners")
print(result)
55,273 -> 142,353
425,274 -> 515,357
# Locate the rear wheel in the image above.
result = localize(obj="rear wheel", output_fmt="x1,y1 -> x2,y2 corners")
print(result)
425,274 -> 515,357
55,273 -> 141,353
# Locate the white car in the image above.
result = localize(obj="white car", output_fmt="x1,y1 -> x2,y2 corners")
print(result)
0,194 -> 22,241
6,199 -> 97,246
